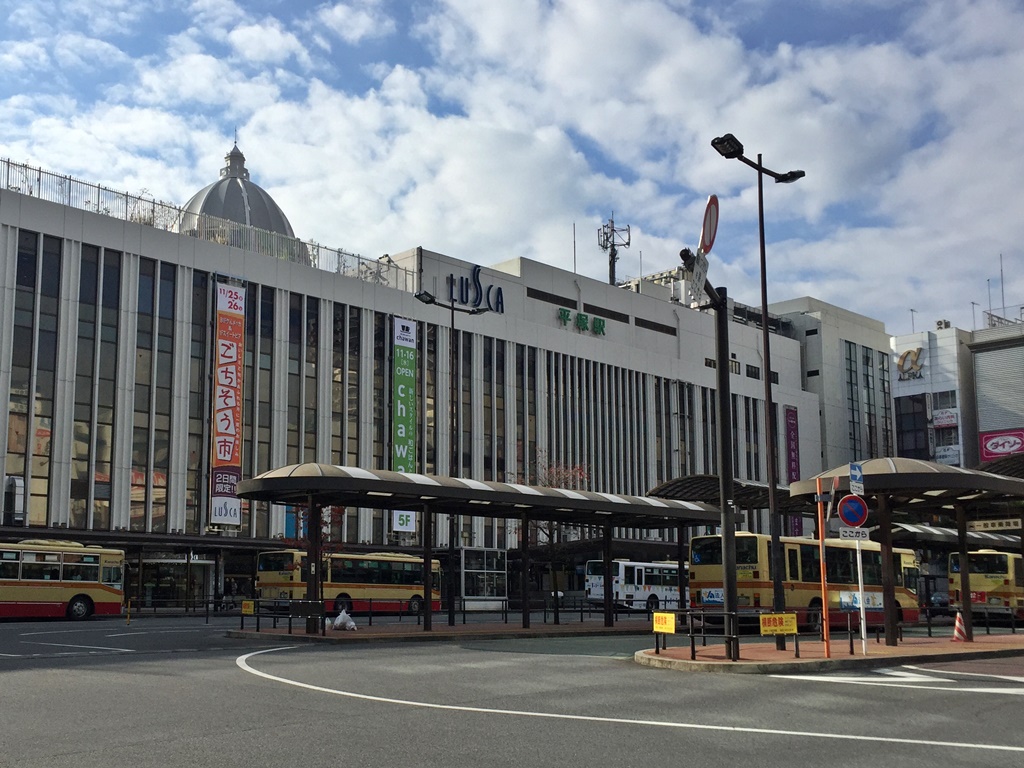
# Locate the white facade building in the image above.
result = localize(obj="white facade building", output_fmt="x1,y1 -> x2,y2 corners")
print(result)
0,152 -> 839,597
771,297 -> 895,470
891,322 -> 978,468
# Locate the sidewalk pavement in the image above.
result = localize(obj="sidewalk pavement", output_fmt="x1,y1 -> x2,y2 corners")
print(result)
225,614 -> 1024,674
636,628 -> 1024,673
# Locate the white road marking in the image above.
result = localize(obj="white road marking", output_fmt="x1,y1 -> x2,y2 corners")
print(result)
105,629 -> 204,637
769,670 -> 1024,695
27,642 -> 135,652
904,664 -> 1024,683
236,647 -> 1024,754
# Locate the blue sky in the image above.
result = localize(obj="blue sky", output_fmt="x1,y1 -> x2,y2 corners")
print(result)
1,0 -> 1021,333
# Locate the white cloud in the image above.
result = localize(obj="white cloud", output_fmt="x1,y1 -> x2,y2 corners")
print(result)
317,0 -> 397,44
227,21 -> 310,67
0,0 -> 1021,334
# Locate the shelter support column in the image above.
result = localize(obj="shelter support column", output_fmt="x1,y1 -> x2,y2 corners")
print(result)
877,495 -> 897,646
305,496 -> 322,635
520,512 -> 530,629
677,524 -> 688,612
603,524 -> 613,627
955,502 -> 974,641
422,503 -> 433,632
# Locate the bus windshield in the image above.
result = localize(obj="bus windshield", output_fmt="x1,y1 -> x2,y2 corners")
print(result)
690,536 -> 759,565
951,552 -> 1009,575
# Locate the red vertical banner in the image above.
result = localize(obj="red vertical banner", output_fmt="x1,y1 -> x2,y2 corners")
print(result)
784,406 -> 802,536
210,282 -> 245,526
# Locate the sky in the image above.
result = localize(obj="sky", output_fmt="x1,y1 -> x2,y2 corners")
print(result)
1,0 -> 1021,335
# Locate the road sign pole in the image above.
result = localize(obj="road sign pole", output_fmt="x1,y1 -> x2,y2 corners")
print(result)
856,539 -> 867,655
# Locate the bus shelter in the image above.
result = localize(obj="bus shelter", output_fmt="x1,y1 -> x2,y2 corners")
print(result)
789,458 -> 1024,645
235,463 -> 720,634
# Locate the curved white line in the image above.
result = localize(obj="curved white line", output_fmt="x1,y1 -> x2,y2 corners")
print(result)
237,647 -> 1024,753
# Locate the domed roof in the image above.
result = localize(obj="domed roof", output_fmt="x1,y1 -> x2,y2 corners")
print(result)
178,144 -> 295,237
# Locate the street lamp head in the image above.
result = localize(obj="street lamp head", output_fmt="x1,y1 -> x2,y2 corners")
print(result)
711,133 -> 744,160
467,306 -> 489,316
774,170 -> 805,184
415,290 -> 437,306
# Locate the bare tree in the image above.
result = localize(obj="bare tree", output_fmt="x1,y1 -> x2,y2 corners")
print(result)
526,452 -> 589,625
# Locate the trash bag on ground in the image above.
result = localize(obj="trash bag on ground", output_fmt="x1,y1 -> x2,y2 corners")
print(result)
332,609 -> 357,631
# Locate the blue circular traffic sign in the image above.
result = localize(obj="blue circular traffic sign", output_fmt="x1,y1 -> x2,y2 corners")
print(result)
837,494 -> 869,527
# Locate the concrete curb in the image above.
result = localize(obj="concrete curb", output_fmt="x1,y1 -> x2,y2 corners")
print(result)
633,646 -> 1024,674
225,626 -> 652,645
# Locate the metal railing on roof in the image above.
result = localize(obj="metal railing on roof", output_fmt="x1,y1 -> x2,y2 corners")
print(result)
1,157 -> 414,291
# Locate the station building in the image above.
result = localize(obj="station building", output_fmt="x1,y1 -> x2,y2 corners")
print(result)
0,147 -> 860,604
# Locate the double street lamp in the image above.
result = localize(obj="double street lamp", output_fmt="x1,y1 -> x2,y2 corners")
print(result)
415,288 -> 488,626
711,134 -> 804,649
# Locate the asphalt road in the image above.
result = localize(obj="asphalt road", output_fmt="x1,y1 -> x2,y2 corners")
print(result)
3,615 -> 1023,768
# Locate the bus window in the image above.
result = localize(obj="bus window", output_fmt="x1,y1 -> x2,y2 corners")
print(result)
736,537 -> 759,565
691,537 -> 722,565
0,551 -> 20,579
799,543 -> 819,582
787,547 -> 799,581
624,566 -> 636,586
258,552 -> 296,572
586,560 -> 604,576
862,551 -> 882,585
825,547 -> 854,584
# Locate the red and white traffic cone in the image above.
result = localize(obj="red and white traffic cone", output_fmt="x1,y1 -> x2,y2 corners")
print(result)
952,611 -> 967,642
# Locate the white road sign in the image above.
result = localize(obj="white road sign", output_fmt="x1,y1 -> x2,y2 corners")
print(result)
839,527 -> 869,540
849,462 -> 864,496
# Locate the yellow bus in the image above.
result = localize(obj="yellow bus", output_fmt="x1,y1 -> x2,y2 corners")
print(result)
256,549 -> 442,614
0,539 -> 124,620
688,532 -> 920,628
949,549 -> 1024,619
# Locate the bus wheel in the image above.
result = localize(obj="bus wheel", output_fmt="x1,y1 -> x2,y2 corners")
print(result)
67,595 -> 93,621
335,595 -> 352,615
407,595 -> 423,615
646,595 -> 659,612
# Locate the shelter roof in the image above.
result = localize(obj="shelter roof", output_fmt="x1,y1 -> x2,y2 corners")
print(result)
788,457 -> 1024,512
975,453 -> 1024,479
236,464 -> 721,529
890,522 -> 1021,548
648,474 -> 811,515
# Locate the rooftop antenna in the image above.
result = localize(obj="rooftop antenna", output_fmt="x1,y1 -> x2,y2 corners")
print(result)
971,301 -> 979,330
1001,253 -> 1006,316
598,214 -> 630,285
910,308 -> 917,333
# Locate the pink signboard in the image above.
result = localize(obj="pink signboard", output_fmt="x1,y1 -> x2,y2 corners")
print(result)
979,428 -> 1024,462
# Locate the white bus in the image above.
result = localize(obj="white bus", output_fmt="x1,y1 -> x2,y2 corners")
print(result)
584,559 -> 687,611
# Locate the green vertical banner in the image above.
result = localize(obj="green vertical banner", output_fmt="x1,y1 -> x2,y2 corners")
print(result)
392,318 -> 418,472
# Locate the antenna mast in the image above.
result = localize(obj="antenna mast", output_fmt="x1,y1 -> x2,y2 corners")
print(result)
598,216 -> 630,285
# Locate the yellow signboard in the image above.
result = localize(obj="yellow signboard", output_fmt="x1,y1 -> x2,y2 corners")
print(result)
759,613 -> 797,636
241,600 -> 255,616
653,612 -> 676,634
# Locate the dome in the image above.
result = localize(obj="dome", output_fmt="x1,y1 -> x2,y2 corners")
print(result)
177,144 -> 296,237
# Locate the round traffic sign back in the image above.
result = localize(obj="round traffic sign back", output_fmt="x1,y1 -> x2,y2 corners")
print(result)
699,195 -> 719,254
837,494 -> 869,528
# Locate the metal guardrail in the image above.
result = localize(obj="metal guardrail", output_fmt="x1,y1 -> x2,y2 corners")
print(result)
0,157 -> 416,291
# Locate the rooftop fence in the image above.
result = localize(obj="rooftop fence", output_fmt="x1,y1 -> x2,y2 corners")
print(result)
1,157 -> 415,291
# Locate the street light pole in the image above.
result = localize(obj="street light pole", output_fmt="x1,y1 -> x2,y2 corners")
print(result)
416,288 -> 488,626
712,134 -> 804,651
